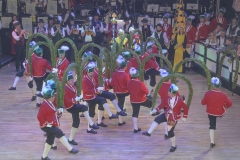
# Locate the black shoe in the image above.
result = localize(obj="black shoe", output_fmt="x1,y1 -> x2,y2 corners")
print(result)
87,129 -> 97,134
142,131 -> 151,136
31,96 -> 36,101
97,122 -> 107,127
169,146 -> 177,152
102,116 -> 105,120
210,143 -> 215,148
151,89 -> 154,93
151,110 -> 161,116
123,108 -> 126,112
117,110 -> 127,116
51,146 -> 57,150
109,114 -> 118,119
69,148 -> 79,154
164,134 -> 169,140
89,123 -> 99,129
36,103 -> 41,107
36,93 -> 43,98
68,139 -> 78,145
8,86 -> 16,90
80,113 -> 85,117
146,95 -> 153,100
118,122 -> 126,126
134,128 -> 141,133
41,157 -> 50,160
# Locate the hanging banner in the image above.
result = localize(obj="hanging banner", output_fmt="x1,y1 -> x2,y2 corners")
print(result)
7,0 -> 17,14
47,0 -> 57,15
1,17 -> 12,28
26,3 -> 36,15
22,17 -> 33,34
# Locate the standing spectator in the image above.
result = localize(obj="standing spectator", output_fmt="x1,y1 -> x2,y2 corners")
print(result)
217,30 -> 226,47
226,18 -> 239,43
210,7 -> 228,31
196,15 -> 208,41
139,18 -> 154,42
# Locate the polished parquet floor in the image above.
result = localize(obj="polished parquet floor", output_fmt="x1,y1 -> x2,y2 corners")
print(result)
0,62 -> 240,160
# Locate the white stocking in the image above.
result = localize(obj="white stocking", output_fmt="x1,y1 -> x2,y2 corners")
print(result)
97,110 -> 103,124
41,82 -> 46,95
83,111 -> 94,126
118,115 -> 123,123
103,103 -> 113,117
170,136 -> 176,147
210,129 -> 215,144
42,143 -> 51,158
164,122 -> 168,135
111,99 -> 121,112
13,77 -> 20,87
59,136 -> 73,151
147,121 -> 158,134
68,127 -> 77,141
132,117 -> 138,130
36,91 -> 41,104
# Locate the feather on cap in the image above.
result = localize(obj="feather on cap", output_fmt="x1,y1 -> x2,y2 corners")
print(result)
160,69 -> 169,78
60,46 -> 69,51
58,15 -> 63,22
71,12 -> 75,18
87,62 -> 96,68
169,84 -> 179,93
129,27 -> 134,32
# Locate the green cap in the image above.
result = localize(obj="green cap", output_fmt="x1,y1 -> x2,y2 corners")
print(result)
168,84 -> 179,95
47,79 -> 57,91
122,52 -> 131,60
35,47 -> 43,56
200,15 -> 205,19
58,49 -> 65,55
43,86 -> 55,99
134,45 -> 141,54
129,67 -> 139,78
120,61 -> 127,68
86,67 -> 94,73
67,71 -> 74,81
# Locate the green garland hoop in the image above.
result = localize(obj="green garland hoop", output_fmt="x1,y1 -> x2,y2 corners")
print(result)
27,42 -> 52,76
54,38 -> 78,66
78,43 -> 102,60
46,73 -> 63,108
217,50 -> 239,89
99,48 -> 111,78
174,58 -> 212,90
152,73 -> 193,110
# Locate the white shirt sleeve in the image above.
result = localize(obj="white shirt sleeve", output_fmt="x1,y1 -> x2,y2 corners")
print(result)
66,25 -> 71,35
234,27 -> 239,37
51,28 -> 55,36
151,32 -> 155,38
12,31 -> 20,41
99,22 -> 104,33
105,24 -> 108,32
139,26 -> 142,32
81,26 -> 85,34
44,0 -> 47,6
34,28 -> 37,34
45,28 -> 48,34
163,32 -> 168,44
77,25 -> 79,33
150,26 -> 154,33
92,26 -> 96,34
226,26 -> 230,36
62,28 -> 65,37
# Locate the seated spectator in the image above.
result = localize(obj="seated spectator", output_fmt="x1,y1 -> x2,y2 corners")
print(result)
217,30 -> 226,48
216,37 -> 237,54
205,32 -> 217,47
213,23 -> 223,37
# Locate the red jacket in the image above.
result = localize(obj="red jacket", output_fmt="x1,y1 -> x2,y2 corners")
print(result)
141,52 -> 160,71
210,16 -> 228,32
32,56 -> 53,77
156,96 -> 188,121
130,57 -> 139,69
37,100 -> 61,128
125,61 -> 133,74
56,57 -> 70,82
186,25 -> 196,45
93,68 -> 111,90
196,23 -> 208,41
64,83 -> 78,109
152,45 -> 159,54
201,89 -> 232,116
111,69 -> 130,94
127,78 -> 148,103
158,81 -> 180,101
82,61 -> 90,76
25,53 -> 37,76
162,23 -> 172,40
82,75 -> 98,100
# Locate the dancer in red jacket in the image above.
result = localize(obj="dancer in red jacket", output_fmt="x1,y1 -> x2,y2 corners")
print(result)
210,7 -> 227,32
122,51 -> 133,74
111,58 -> 130,125
141,42 -> 162,99
8,41 -> 37,101
82,65 -> 126,128
142,84 -> 188,152
32,47 -> 57,107
37,86 -> 78,160
196,15 -> 208,41
129,45 -> 141,69
56,46 -> 70,82
201,77 -> 232,148
128,67 -> 152,133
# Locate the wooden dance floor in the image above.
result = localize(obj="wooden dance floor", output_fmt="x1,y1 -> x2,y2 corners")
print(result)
1,63 -> 240,160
